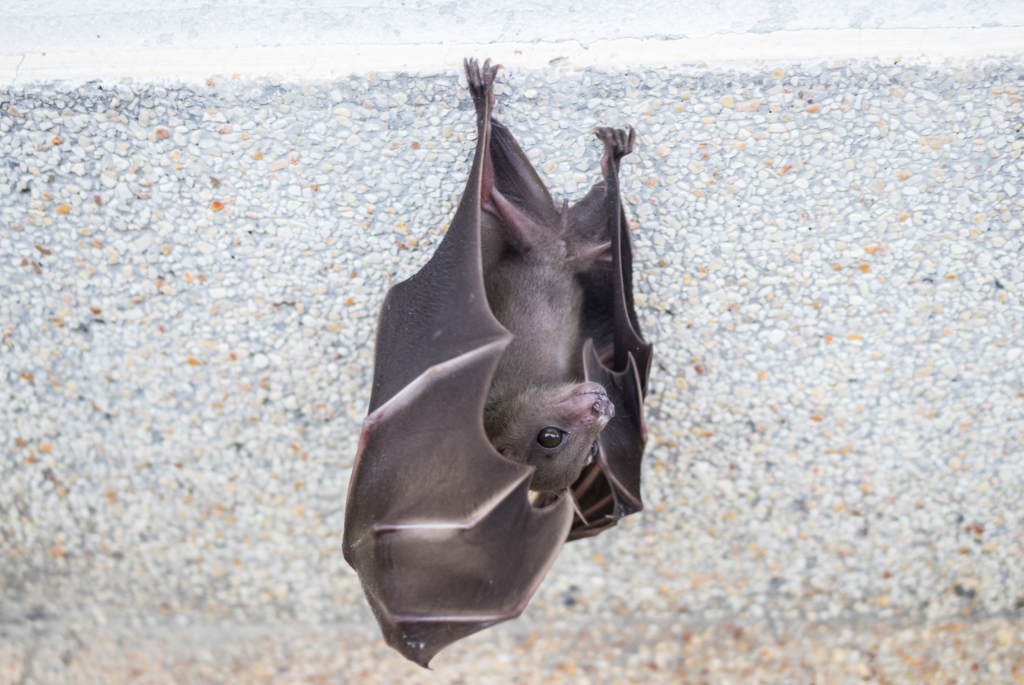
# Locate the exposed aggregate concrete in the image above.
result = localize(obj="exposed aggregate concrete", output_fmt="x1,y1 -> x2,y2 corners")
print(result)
1,55 -> 1023,680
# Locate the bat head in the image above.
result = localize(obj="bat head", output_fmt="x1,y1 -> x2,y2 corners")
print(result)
485,381 -> 614,493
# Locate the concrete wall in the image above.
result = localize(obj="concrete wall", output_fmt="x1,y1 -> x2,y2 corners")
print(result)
4,0 -> 1024,55
1,8 -> 1024,684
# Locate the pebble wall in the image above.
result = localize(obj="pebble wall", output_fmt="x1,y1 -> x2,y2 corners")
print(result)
1,54 -> 1023,681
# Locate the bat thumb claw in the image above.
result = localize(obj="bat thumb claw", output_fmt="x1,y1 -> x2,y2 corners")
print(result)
567,488 -> 589,526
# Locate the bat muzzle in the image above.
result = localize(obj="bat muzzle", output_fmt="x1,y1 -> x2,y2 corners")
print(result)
554,382 -> 614,430
590,392 -> 615,424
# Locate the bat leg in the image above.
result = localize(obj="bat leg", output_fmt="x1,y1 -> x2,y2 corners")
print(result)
466,67 -> 556,251
595,126 -> 635,175
465,58 -> 499,215
465,58 -> 542,248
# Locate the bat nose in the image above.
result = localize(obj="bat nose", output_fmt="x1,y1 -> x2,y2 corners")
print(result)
591,393 -> 614,420
552,383 -> 614,429
572,383 -> 614,422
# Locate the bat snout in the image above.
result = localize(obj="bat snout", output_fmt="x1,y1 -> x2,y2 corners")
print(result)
591,394 -> 614,421
553,382 -> 614,430
589,392 -> 614,431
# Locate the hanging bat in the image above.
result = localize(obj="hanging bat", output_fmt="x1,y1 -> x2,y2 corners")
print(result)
342,58 -> 653,668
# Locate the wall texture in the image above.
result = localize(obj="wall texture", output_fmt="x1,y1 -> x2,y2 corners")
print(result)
5,0 -> 1024,56
1,18 -> 1024,685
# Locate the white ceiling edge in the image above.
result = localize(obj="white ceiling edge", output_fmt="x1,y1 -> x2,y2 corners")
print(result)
2,27 -> 1022,86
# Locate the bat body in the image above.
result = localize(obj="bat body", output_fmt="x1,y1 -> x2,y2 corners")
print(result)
481,120 -> 617,493
343,59 -> 653,667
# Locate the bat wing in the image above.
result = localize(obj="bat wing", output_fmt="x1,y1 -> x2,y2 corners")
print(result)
565,127 -> 654,540
488,118 -> 561,230
566,339 -> 646,539
343,60 -> 574,668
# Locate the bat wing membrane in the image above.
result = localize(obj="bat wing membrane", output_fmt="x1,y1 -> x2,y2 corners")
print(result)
489,119 -> 561,230
566,127 -> 654,538
481,123 -> 653,539
344,59 -> 574,668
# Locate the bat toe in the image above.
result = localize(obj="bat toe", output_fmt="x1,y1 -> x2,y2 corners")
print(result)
465,58 -> 500,96
595,126 -> 635,162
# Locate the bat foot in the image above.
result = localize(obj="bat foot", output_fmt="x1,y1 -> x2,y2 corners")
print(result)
594,126 -> 636,169
464,57 -> 500,124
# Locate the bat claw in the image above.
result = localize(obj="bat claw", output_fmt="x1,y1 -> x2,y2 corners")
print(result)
567,488 -> 589,526
595,126 -> 635,163
464,57 -> 501,122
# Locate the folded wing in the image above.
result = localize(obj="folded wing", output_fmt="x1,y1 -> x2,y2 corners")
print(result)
343,59 -> 573,668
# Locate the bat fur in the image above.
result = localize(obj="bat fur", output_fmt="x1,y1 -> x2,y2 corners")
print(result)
480,175 -> 616,493
466,60 -> 641,494
343,58 -> 652,666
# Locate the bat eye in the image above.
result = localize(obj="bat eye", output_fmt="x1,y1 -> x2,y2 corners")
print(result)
590,441 -> 599,458
536,427 -> 564,448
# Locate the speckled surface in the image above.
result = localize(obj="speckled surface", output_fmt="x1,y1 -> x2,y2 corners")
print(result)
1,616 -> 1022,683
6,0 -> 1024,57
1,54 -> 1023,681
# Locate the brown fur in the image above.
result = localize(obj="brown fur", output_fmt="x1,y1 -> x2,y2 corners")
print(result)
482,212 -> 613,492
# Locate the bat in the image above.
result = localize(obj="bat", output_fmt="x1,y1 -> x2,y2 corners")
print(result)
342,58 -> 653,667
480,118 -> 619,494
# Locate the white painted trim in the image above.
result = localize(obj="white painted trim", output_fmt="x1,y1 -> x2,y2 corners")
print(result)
2,27 -> 1022,85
